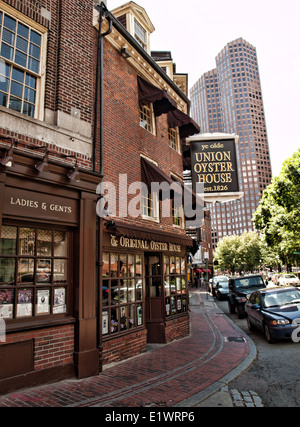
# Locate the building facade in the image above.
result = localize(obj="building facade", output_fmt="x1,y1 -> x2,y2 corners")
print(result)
0,0 -> 199,393
190,38 -> 272,249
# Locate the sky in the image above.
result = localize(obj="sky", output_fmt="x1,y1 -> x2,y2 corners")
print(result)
106,0 -> 300,177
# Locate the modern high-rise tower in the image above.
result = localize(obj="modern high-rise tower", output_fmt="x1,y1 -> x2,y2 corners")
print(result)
190,37 -> 272,249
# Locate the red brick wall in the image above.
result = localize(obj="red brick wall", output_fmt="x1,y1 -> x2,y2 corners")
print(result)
1,325 -> 74,371
102,329 -> 147,366
165,315 -> 190,343
101,39 -> 187,235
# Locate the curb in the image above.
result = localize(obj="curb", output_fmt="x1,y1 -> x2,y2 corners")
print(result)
175,293 -> 257,407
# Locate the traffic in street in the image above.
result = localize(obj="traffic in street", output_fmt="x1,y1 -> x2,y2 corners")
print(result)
211,277 -> 300,407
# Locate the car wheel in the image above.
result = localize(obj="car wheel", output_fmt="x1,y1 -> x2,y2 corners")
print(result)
264,323 -> 275,344
247,315 -> 254,332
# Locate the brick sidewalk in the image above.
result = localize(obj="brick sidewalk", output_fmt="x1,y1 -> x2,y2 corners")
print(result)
0,290 -> 252,407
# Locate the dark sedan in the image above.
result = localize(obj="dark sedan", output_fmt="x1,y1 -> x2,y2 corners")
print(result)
246,287 -> 300,343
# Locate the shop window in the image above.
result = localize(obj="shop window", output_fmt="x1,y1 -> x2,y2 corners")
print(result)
164,255 -> 187,317
0,225 -> 70,320
0,7 -> 46,119
102,252 -> 144,337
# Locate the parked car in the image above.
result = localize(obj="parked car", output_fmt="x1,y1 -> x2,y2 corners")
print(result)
228,275 -> 266,318
209,276 -> 229,296
278,274 -> 300,287
246,286 -> 300,343
215,280 -> 229,301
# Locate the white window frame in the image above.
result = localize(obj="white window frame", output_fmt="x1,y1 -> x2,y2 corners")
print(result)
0,3 -> 47,121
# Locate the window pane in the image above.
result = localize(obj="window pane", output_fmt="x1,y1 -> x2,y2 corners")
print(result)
128,254 -> 134,277
128,279 -> 135,302
12,67 -> 24,83
136,255 -> 142,277
111,279 -> 119,304
136,279 -> 143,301
120,253 -> 127,277
19,228 -> 35,255
129,305 -> 135,329
15,50 -> 27,67
36,259 -> 51,284
1,43 -> 13,61
18,258 -> 34,283
111,307 -> 119,334
102,279 -> 109,306
25,73 -> 36,89
3,15 -> 16,32
17,289 -> 33,317
10,80 -> 23,98
137,304 -> 143,326
2,28 -> 15,46
17,22 -> 29,39
54,231 -> 67,256
102,252 -> 109,278
111,253 -> 118,277
37,229 -> 52,256
28,57 -> 39,73
120,279 -> 127,303
30,30 -> 41,46
9,95 -> 22,112
0,92 -> 7,106
53,259 -> 67,283
120,306 -> 128,331
0,258 -> 15,283
0,226 -> 17,255
0,290 -> 14,319
16,36 -> 28,53
23,101 -> 34,117
29,43 -> 40,60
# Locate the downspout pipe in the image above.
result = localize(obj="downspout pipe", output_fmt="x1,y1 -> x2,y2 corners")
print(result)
93,1 -> 112,173
94,1 -> 112,373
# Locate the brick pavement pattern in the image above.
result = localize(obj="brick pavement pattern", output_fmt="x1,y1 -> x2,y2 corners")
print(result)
0,290 -> 250,407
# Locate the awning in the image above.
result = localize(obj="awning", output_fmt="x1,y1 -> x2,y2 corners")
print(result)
111,220 -> 194,248
141,157 -> 173,189
141,157 -> 182,202
167,109 -> 200,139
138,76 -> 177,117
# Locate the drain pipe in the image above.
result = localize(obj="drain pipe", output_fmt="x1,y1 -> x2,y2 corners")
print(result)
93,1 -> 112,173
94,1 -> 112,373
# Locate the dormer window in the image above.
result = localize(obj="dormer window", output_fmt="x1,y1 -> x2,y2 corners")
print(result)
134,19 -> 146,50
112,2 -> 155,54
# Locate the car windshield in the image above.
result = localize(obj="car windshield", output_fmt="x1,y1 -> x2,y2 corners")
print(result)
283,275 -> 297,279
262,289 -> 300,308
235,277 -> 264,289
218,280 -> 229,288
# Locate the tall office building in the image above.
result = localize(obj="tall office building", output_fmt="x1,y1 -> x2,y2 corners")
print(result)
190,37 -> 272,249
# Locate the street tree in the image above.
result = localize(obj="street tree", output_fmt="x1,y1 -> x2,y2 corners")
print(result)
253,148 -> 300,268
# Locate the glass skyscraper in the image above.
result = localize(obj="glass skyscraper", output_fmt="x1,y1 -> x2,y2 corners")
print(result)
190,37 -> 272,249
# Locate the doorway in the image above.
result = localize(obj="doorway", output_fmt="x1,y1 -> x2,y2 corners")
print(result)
145,253 -> 165,343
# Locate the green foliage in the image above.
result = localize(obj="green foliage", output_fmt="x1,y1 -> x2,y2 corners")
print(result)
253,148 -> 300,266
214,232 -> 261,274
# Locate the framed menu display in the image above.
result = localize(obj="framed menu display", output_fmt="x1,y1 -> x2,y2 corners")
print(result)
36,289 -> 50,315
53,287 -> 67,314
17,289 -> 33,318
102,311 -> 109,335
0,290 -> 14,319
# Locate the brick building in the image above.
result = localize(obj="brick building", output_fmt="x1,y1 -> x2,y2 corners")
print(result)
0,0 -> 200,393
